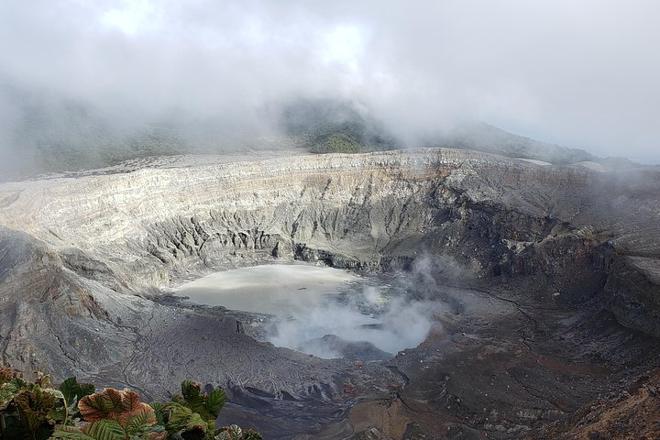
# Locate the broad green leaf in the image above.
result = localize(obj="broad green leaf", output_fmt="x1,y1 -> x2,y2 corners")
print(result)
204,389 -> 225,418
79,388 -> 155,427
161,402 -> 207,434
177,380 -> 225,422
60,377 -> 95,405
51,425 -> 97,440
83,419 -> 126,440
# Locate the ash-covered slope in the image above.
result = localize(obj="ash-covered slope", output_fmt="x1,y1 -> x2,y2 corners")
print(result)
0,148 -> 658,438
1,148 -> 658,332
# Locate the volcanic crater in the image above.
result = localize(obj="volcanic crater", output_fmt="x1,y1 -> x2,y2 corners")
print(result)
1,148 -> 659,439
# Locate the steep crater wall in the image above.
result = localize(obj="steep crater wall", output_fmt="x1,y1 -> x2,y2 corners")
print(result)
0,149 -> 658,392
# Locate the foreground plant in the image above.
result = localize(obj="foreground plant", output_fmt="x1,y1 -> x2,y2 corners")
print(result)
0,369 -> 68,440
153,380 -> 260,439
215,425 -> 263,440
1,367 -> 261,440
49,379 -> 260,440
58,377 -> 95,419
52,387 -> 166,440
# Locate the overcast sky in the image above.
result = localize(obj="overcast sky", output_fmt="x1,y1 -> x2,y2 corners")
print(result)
1,0 -> 659,161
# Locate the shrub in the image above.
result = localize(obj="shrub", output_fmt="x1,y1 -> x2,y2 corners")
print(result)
0,370 -> 67,440
0,368 -> 261,440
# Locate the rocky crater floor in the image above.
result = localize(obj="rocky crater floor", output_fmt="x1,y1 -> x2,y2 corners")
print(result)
0,148 -> 659,439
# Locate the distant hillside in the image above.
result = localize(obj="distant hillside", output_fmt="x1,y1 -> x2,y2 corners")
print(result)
0,84 -> 193,180
429,122 -> 596,165
0,83 -> 286,181
280,98 -> 399,153
280,99 -> 598,165
0,88 -> 607,181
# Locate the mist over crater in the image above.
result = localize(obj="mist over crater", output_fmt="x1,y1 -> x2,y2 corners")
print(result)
176,263 -> 444,359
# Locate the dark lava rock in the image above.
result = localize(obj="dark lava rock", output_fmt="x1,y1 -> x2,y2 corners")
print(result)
305,334 -> 393,361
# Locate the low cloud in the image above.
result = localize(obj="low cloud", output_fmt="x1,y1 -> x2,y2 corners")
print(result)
1,0 -> 659,168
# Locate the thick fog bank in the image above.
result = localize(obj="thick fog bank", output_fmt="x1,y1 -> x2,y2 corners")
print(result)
2,0 -> 660,179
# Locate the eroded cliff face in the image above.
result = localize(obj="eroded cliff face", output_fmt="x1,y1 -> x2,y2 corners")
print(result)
1,149 -> 655,323
0,149 -> 658,438
0,149 -> 599,281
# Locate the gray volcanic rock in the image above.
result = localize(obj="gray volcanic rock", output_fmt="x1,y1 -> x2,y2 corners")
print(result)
606,255 -> 660,337
1,148 -> 658,361
0,148 -> 659,438
306,335 -> 393,361
0,225 -> 366,402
